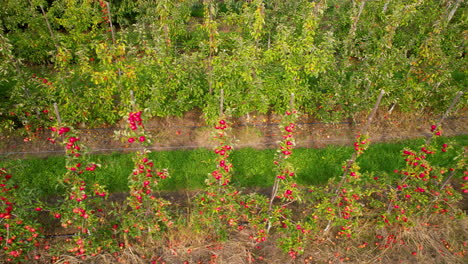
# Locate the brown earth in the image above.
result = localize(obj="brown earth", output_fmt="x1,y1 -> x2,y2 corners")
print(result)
0,108 -> 466,158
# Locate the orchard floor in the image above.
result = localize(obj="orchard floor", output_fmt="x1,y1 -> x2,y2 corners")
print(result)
0,109 -> 467,158
2,109 -> 467,263
35,187 -> 468,264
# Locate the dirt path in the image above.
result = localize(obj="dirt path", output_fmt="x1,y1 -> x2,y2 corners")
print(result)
0,109 -> 466,158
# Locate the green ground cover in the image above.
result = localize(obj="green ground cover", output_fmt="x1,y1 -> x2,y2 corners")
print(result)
3,135 -> 466,199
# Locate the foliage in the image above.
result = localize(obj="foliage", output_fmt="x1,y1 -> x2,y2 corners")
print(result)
0,168 -> 43,263
0,0 -> 465,132
195,118 -> 268,245
48,124 -> 111,258
0,1 -> 466,260
114,108 -> 172,248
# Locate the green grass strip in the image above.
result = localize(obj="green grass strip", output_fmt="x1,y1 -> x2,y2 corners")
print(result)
2,135 -> 466,199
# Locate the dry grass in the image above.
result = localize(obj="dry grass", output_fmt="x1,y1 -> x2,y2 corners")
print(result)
297,214 -> 468,264
28,211 -> 466,264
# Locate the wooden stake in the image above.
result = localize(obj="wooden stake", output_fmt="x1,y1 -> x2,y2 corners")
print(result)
205,0 -> 216,95
390,91 -> 465,215
447,0 -> 462,24
53,103 -> 67,153
289,93 -> 295,110
324,90 -> 385,232
219,89 -> 224,116
432,91 -> 462,135
435,91 -> 464,188
130,90 -> 136,111
440,169 -> 458,190
53,103 -> 62,125
106,1 -> 116,44
349,0 -> 367,39
423,91 -> 463,147
39,4 -> 58,50
208,59 -> 213,95
382,1 -> 390,13
26,0 -> 58,50
332,90 -> 385,202
267,92 -> 299,230
361,89 -> 385,135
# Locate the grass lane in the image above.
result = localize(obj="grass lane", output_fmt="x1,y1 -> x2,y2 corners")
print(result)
2,135 -> 466,199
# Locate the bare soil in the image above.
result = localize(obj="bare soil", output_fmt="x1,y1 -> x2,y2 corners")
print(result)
0,109 -> 466,158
